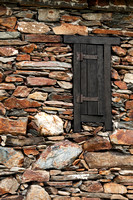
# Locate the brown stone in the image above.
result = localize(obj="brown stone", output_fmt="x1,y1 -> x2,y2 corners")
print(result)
53,23 -> 88,36
81,198 -> 101,200
0,47 -> 18,57
128,48 -> 133,56
49,71 -> 72,81
5,76 -> 23,82
104,182 -> 127,194
28,92 -> 48,101
0,83 -> 15,90
82,13 -> 112,21
19,44 -> 37,53
126,101 -> 133,109
23,147 -> 39,156
0,177 -> 19,196
112,46 -> 126,56
25,34 -> 62,43
80,181 -> 103,193
115,175 -> 133,183
4,97 -> 41,110
111,194 -> 128,200
0,117 -> 28,135
18,21 -> 50,33
83,136 -> 112,152
26,185 -> 51,200
27,77 -> 56,86
122,56 -> 133,64
61,15 -> 81,22
0,102 -> 6,115
0,195 -> 24,200
45,46 -> 71,52
114,81 -> 127,89
0,6 -> 7,16
13,86 -> 32,98
0,90 -> 9,101
84,151 -> 133,169
16,54 -> 30,61
22,169 -> 49,183
0,72 -> 3,83
0,17 -> 17,29
46,181 -> 72,187
0,40 -> 28,46
110,129 -> 133,145
112,93 -> 129,99
93,29 -> 133,37
111,69 -> 120,80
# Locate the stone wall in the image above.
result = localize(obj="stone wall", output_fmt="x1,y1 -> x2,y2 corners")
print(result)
0,1 -> 132,200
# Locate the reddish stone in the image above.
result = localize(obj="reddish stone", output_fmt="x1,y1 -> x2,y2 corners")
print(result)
0,103 -> 6,115
22,169 -> 49,183
0,83 -> 15,90
127,109 -> 133,119
130,94 -> 133,99
49,71 -> 72,81
114,81 -> 127,89
122,56 -> 133,64
110,129 -> 133,145
5,76 -> 23,82
111,69 -> 120,80
82,198 -> 100,200
23,147 -> 39,156
112,93 -> 129,99
126,101 -> 133,109
45,46 -> 71,52
0,17 -> 17,29
53,23 -> 88,36
104,182 -> 127,194
128,48 -> 133,56
13,86 -> 32,97
0,117 -> 28,135
0,6 -> 7,16
0,40 -> 28,46
0,72 -> 3,83
93,126 -> 103,134
24,108 -> 38,113
115,175 -> 133,183
16,54 -> 30,61
4,97 -> 41,110
93,29 -> 133,37
0,47 -> 18,57
111,0 -> 126,6
112,46 -> 126,56
61,15 -> 81,22
25,34 -> 62,43
81,181 -> 103,193
19,44 -> 37,53
0,195 -> 24,200
83,136 -> 112,152
27,77 -> 56,86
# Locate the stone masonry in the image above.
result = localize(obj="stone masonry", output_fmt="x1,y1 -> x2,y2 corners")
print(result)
0,0 -> 132,199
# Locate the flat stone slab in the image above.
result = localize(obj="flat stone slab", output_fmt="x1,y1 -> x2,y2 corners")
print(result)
33,140 -> 82,169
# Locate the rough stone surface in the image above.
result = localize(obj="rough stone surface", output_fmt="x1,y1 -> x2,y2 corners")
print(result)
25,34 -> 62,43
124,73 -> 133,83
0,47 -> 18,57
38,9 -> 60,21
0,16 -> 17,29
33,140 -> 82,169
83,136 -> 112,152
0,147 -> 24,168
82,13 -> 112,21
28,92 -> 48,101
34,112 -> 64,136
13,86 -> 32,98
22,169 -> 49,183
84,151 -> 133,169
53,23 -> 88,36
0,177 -> 19,195
80,181 -> 103,193
4,97 -> 41,110
112,46 -> 127,56
110,129 -> 133,145
104,182 -> 127,194
27,77 -> 56,86
26,185 -> 51,200
18,21 -> 50,33
0,117 -> 28,135
49,71 -> 72,81
57,81 -> 72,89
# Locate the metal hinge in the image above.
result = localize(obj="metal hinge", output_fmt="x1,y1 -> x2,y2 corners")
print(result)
77,94 -> 98,103
77,52 -> 98,61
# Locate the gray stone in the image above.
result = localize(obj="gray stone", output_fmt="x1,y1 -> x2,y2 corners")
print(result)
33,140 -> 82,169
38,9 -> 60,21
84,151 -> 133,169
0,147 -> 24,168
0,57 -> 16,63
26,185 -> 51,200
15,10 -> 35,18
124,73 -> 133,84
0,177 -> 19,195
0,32 -> 20,39
82,13 -> 112,21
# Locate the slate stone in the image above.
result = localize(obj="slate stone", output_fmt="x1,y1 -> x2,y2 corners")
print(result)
27,77 -> 56,86
13,86 -> 32,98
0,47 -> 18,57
26,185 -> 51,200
0,117 -> 28,135
0,32 -> 20,39
0,57 -> 16,63
38,9 -> 60,21
82,13 -> 112,21
0,147 -> 24,168
0,16 -> 17,29
18,21 -> 50,33
28,92 -> 48,101
124,73 -> 133,84
33,140 -> 82,169
110,129 -> 133,145
104,182 -> 127,194
25,34 -> 62,43
84,151 -> 133,169
0,177 -> 19,195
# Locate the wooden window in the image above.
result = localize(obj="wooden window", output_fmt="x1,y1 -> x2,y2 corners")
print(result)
64,35 -> 120,132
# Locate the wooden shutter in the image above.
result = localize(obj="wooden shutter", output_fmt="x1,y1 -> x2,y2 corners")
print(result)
64,36 -> 120,132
